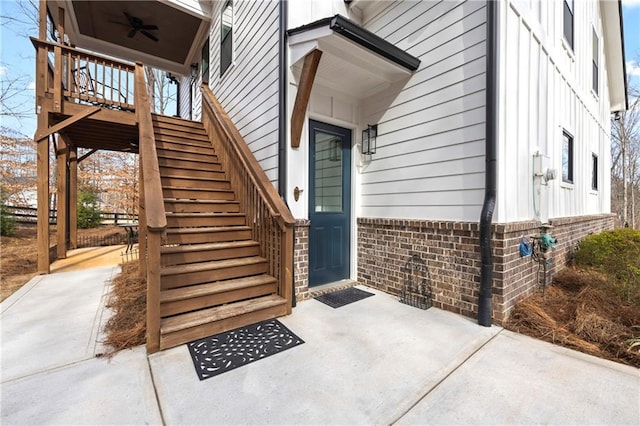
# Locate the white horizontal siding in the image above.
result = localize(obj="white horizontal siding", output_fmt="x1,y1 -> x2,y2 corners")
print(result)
497,0 -> 612,223
178,75 -> 191,120
206,0 -> 281,187
359,0 -> 487,221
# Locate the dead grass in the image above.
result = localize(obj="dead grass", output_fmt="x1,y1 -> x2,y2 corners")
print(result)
506,267 -> 640,368
101,261 -> 146,355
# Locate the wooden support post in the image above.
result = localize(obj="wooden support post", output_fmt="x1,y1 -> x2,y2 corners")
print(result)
69,145 -> 77,249
56,134 -> 68,259
36,117 -> 50,273
290,49 -> 322,148
282,225 -> 293,315
138,160 -> 147,278
36,1 -> 48,107
53,7 -> 65,112
146,231 -> 161,353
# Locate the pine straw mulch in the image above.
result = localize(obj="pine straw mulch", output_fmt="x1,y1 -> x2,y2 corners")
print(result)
100,261 -> 146,356
505,267 -> 640,368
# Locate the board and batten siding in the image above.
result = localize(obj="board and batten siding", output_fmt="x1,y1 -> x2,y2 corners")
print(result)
359,0 -> 487,222
196,0 -> 281,186
497,0 -> 612,223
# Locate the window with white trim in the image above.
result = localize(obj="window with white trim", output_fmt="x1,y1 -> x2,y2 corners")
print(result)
592,153 -> 598,190
562,131 -> 574,184
592,28 -> 599,95
220,0 -> 233,77
201,38 -> 209,84
563,0 -> 574,50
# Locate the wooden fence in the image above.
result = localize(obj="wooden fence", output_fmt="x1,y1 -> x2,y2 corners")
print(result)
1,205 -> 138,226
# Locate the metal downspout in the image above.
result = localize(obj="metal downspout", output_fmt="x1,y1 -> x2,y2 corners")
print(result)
278,0 -> 296,308
478,0 -> 498,326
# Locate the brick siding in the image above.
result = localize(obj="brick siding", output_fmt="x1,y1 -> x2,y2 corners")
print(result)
356,214 -> 614,324
294,219 -> 310,301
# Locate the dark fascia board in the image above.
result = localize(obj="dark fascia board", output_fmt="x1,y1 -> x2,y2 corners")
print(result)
287,14 -> 421,72
618,0 -> 629,111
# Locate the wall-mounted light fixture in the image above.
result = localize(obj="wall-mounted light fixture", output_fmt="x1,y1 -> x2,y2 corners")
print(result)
190,63 -> 199,81
362,124 -> 377,155
329,138 -> 341,162
614,111 -> 622,121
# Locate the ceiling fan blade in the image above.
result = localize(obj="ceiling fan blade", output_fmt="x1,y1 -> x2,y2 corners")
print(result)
128,28 -> 138,38
141,30 -> 158,42
108,20 -> 129,27
141,24 -> 158,30
123,11 -> 135,26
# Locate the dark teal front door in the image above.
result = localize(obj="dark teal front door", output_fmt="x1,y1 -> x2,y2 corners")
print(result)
309,120 -> 351,287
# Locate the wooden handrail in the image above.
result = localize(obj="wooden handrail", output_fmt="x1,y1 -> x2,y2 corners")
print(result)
201,85 -> 295,227
30,38 -> 136,71
32,37 -> 135,110
134,63 -> 166,231
134,62 -> 165,353
201,84 -> 293,313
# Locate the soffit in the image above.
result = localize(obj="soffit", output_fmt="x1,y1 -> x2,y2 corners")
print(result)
48,0 -> 210,75
288,15 -> 420,100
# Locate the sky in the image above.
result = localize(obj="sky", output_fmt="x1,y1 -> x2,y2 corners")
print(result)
0,0 -> 639,139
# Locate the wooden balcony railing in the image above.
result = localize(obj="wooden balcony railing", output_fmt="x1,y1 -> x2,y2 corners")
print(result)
134,62 -> 166,353
31,38 -> 135,111
201,84 -> 294,312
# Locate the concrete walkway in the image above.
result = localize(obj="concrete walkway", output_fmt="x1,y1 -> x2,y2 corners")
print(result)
1,266 -> 638,425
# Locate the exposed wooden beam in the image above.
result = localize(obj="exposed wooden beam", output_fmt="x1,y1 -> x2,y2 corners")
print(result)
77,149 -> 97,163
35,106 -> 100,141
290,49 -> 322,148
41,98 -> 137,127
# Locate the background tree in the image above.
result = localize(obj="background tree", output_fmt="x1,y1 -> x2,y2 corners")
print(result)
77,186 -> 102,229
611,81 -> 640,229
0,127 -> 37,206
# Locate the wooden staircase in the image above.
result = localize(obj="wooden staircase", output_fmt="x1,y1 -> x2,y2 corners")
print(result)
151,114 -> 289,350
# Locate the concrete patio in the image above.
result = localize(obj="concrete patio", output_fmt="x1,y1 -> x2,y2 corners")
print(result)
1,262 -> 638,425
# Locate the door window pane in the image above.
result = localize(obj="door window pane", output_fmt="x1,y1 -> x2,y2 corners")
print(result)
314,131 -> 343,212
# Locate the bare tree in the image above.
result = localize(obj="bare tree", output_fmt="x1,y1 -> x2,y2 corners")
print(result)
611,81 -> 640,228
0,127 -> 37,206
145,66 -> 177,115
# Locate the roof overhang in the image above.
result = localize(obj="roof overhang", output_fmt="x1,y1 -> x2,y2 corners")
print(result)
47,0 -> 211,75
600,0 -> 628,112
287,15 -> 420,99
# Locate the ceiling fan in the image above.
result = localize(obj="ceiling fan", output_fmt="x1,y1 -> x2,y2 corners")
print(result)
112,12 -> 159,42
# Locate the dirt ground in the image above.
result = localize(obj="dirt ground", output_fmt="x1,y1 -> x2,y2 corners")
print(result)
0,225 -> 126,302
505,267 -> 640,368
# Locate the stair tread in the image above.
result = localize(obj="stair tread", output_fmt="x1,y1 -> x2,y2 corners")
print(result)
160,294 -> 286,334
165,212 -> 244,217
151,113 -> 203,127
161,256 -> 266,276
162,186 -> 233,192
160,175 -> 228,182
160,274 -> 277,303
166,225 -> 251,234
157,154 -> 219,163
161,240 -> 258,254
164,199 -> 239,204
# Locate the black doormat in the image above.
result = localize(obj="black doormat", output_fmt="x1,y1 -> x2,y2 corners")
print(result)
187,319 -> 304,380
314,287 -> 374,308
